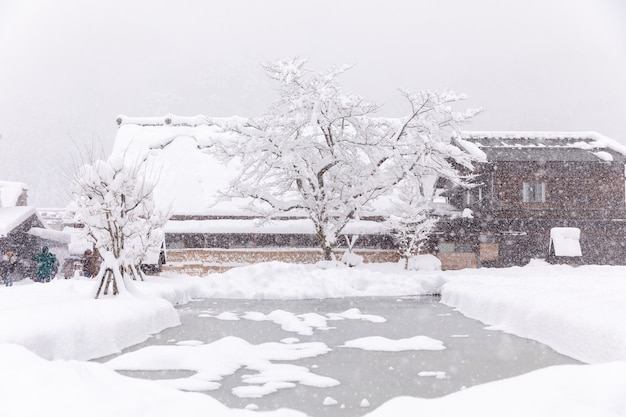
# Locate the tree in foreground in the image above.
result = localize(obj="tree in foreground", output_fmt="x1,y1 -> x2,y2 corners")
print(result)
221,58 -> 480,260
67,154 -> 167,298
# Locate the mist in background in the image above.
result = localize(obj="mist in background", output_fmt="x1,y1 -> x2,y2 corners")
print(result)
1,0 -> 625,207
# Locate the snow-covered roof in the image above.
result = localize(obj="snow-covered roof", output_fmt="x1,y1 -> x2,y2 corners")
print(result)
0,180 -> 28,207
37,208 -> 69,229
117,114 -> 247,127
451,137 -> 488,162
27,227 -> 72,244
0,206 -> 37,237
112,115 -> 249,216
458,131 -> 626,163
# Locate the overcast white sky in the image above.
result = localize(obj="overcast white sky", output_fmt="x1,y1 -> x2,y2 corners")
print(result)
1,0 -> 625,206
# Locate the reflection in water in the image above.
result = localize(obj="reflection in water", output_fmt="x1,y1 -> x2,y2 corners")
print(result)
99,296 -> 580,417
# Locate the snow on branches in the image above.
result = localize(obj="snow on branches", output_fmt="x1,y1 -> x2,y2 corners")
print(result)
219,58 -> 481,260
67,154 -> 167,298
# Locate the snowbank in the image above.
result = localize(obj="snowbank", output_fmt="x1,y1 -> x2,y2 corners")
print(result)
1,345 -> 624,417
194,261 -> 438,299
0,344 -> 303,417
365,361 -> 626,417
0,277 -> 201,360
407,254 -> 442,271
3,261 -> 626,365
441,262 -> 626,363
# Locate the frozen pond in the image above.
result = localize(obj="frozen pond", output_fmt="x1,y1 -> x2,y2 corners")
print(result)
100,296 -> 579,416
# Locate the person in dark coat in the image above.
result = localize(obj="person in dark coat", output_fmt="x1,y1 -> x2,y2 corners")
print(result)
34,246 -> 58,283
1,251 -> 18,286
0,253 -> 7,285
82,248 -> 101,278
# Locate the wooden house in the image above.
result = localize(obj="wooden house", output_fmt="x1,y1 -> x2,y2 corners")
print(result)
434,132 -> 626,269
0,181 -> 70,278
114,117 -> 626,272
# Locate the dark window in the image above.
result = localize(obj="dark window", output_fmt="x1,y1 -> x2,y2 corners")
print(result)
183,234 -> 205,248
205,234 -> 230,249
439,242 -> 456,253
357,234 -> 395,249
274,234 -> 288,246
256,234 -> 278,247
291,234 -> 318,247
455,243 -> 473,252
165,234 -> 183,249
230,234 -> 256,248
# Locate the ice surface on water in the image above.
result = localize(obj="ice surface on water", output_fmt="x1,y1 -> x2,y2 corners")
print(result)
106,297 -> 580,417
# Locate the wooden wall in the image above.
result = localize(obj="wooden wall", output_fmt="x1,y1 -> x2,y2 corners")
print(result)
492,161 -> 625,212
163,248 -> 401,275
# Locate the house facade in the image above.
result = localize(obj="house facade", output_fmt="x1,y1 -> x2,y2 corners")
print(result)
1,181 -> 69,278
433,132 -> 626,269
112,117 -> 626,272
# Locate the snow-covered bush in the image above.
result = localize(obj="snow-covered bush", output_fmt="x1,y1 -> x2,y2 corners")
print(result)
341,235 -> 363,267
341,251 -> 363,268
407,254 -> 442,271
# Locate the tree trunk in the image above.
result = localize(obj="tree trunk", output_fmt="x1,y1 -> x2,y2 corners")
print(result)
129,264 -> 144,281
317,227 -> 333,261
316,227 -> 335,261
322,244 -> 333,261
95,269 -> 120,298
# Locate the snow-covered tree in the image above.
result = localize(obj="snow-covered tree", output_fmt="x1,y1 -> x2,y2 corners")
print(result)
220,58 -> 480,260
386,182 -> 439,269
67,154 -> 167,298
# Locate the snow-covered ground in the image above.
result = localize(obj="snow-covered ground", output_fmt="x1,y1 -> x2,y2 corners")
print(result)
1,260 -> 626,416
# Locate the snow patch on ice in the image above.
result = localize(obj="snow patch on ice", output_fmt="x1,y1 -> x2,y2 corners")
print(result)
105,336 -> 337,398
418,371 -> 448,379
342,336 -> 445,352
323,396 -> 338,405
203,307 -> 385,335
